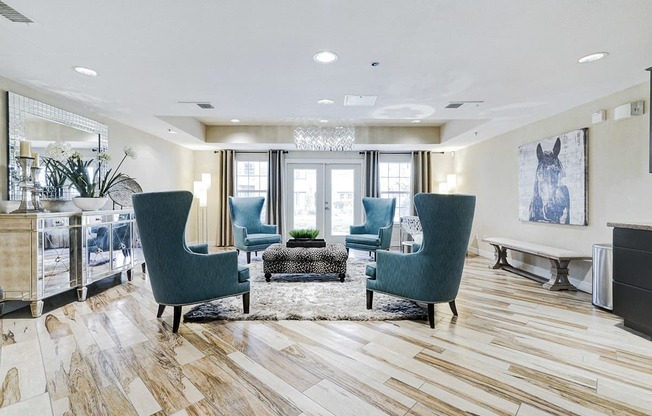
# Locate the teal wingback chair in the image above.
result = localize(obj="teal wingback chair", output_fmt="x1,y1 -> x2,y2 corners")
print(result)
365,193 -> 476,328
345,197 -> 396,260
132,191 -> 250,333
228,196 -> 282,263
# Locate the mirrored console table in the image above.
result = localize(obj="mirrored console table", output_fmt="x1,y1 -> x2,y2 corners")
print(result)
0,209 -> 145,317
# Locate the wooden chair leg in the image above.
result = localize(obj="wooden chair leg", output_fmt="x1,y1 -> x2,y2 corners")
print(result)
449,300 -> 458,316
157,304 -> 166,318
427,304 -> 435,328
172,306 -> 182,333
366,290 -> 373,309
246,252 -> 251,263
243,292 -> 250,314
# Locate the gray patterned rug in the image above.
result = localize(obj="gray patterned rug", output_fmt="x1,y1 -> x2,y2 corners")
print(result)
184,256 -> 428,322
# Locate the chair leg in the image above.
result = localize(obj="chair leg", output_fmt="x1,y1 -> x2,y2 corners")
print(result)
366,290 -> 373,309
172,306 -> 182,333
157,304 -> 166,318
243,292 -> 250,314
246,252 -> 251,263
427,304 -> 435,328
449,300 -> 458,316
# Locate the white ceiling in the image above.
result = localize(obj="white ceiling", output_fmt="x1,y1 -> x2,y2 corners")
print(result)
1,0 -> 651,151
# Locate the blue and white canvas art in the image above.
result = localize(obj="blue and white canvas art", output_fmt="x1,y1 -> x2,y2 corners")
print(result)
518,128 -> 588,226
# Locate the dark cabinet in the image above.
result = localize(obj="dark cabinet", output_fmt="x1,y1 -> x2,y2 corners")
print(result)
612,227 -> 652,336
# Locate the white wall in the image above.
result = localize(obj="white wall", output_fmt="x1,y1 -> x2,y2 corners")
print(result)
457,82 -> 651,292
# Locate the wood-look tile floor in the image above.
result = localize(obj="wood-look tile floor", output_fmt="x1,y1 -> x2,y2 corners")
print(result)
1,254 -> 651,416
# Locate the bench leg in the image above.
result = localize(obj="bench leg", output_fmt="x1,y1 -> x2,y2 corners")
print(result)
542,259 -> 577,291
490,244 -> 511,269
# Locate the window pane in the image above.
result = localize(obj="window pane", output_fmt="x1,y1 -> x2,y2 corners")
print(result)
236,160 -> 269,222
379,161 -> 412,222
293,169 -> 316,229
331,169 -> 354,235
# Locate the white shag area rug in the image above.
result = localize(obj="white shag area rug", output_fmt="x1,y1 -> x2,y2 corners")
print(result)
184,256 -> 428,322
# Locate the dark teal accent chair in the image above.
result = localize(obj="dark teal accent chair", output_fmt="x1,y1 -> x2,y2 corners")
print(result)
228,196 -> 282,263
345,197 -> 396,260
365,193 -> 476,328
132,191 -> 250,333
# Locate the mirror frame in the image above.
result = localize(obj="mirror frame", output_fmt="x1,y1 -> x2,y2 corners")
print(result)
6,92 -> 108,200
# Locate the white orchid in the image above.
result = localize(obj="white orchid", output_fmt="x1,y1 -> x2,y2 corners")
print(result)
44,141 -> 73,161
123,146 -> 137,159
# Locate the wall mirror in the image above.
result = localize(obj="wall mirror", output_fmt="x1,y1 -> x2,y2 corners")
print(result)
6,92 -> 108,200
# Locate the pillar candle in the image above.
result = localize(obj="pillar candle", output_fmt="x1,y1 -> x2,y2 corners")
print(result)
19,141 -> 31,157
32,153 -> 40,167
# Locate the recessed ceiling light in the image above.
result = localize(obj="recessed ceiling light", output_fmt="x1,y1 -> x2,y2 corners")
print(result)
578,52 -> 609,63
318,99 -> 334,105
411,120 -> 421,123
230,119 -> 240,123
74,66 -> 98,77
319,119 -> 329,123
313,51 -> 338,64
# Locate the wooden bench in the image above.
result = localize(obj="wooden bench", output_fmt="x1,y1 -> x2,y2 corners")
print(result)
483,237 -> 591,291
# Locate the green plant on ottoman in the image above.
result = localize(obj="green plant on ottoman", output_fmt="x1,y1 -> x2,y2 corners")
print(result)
289,228 -> 320,240
287,228 -> 325,248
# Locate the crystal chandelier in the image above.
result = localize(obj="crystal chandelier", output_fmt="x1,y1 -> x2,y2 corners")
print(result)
294,127 -> 355,151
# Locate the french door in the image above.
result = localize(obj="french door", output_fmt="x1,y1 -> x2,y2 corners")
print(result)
286,163 -> 362,243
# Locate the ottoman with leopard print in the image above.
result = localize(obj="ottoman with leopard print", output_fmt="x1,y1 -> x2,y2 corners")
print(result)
262,243 -> 348,282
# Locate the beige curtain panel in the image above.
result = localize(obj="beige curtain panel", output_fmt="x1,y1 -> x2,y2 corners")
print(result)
215,150 -> 235,246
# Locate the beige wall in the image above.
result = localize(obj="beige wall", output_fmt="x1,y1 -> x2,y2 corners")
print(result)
457,82 -> 651,291
0,78 -> 197,240
205,125 -> 441,148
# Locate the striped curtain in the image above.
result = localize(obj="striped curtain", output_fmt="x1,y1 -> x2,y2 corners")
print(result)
215,150 -> 235,246
267,150 -> 285,237
411,151 -> 432,214
362,150 -> 380,197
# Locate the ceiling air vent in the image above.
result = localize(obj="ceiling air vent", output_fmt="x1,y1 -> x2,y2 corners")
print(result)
445,100 -> 484,109
344,95 -> 377,107
196,103 -> 214,109
0,1 -> 32,23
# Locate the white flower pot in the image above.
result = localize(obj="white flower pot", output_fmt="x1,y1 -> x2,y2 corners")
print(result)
72,197 -> 108,211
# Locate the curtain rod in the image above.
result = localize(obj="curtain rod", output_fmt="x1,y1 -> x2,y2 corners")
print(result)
214,150 -> 289,154
358,151 -> 444,155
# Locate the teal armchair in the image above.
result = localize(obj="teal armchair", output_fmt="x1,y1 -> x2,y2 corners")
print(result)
228,196 -> 282,263
345,197 -> 396,260
132,191 -> 250,333
365,193 -> 476,328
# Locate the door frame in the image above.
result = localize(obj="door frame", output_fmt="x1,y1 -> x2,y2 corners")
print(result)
285,159 -> 363,243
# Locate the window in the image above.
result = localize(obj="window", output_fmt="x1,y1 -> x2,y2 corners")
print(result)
379,155 -> 411,222
235,154 -> 268,221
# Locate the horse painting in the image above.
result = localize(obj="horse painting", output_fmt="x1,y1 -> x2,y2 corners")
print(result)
528,137 -> 570,224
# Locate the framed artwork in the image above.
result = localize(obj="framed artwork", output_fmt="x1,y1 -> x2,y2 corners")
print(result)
518,128 -> 588,225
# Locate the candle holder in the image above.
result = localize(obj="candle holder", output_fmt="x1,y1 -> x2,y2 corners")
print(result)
31,166 -> 47,212
12,157 -> 48,213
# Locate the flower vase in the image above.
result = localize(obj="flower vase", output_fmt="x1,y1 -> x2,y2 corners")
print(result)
73,196 -> 108,211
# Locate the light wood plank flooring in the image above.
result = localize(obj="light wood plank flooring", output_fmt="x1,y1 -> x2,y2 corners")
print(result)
1,254 -> 651,416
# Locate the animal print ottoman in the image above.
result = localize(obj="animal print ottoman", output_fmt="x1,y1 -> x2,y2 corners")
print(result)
262,243 -> 348,282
